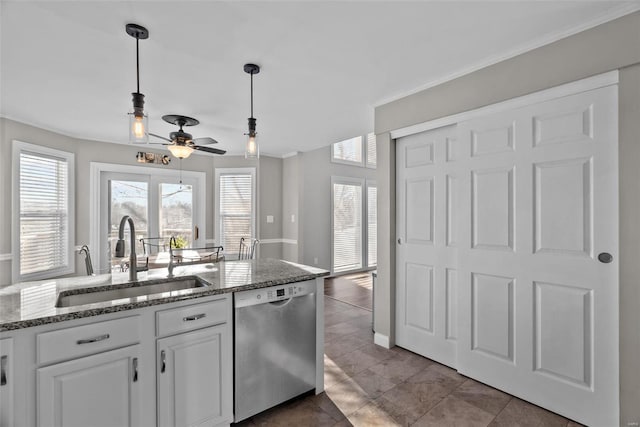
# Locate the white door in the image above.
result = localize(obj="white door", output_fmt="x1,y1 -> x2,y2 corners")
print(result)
37,345 -> 141,427
157,325 -> 231,427
457,85 -> 618,426
396,125 -> 458,367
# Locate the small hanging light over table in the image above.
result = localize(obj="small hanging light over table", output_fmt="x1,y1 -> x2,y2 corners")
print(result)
244,63 -> 260,159
126,23 -> 149,143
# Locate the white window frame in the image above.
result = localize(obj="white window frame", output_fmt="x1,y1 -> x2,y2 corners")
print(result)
215,167 -> 256,256
366,180 -> 377,268
331,176 -> 365,274
12,140 -> 75,282
331,134 -> 377,169
331,136 -> 364,167
89,162 -> 206,274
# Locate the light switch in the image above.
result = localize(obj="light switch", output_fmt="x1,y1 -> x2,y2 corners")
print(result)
290,214 -> 295,223
266,215 -> 274,224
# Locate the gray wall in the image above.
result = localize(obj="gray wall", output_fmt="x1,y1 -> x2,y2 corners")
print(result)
257,156 -> 283,259
374,11 -> 640,425
297,145 -> 376,271
282,155 -> 300,262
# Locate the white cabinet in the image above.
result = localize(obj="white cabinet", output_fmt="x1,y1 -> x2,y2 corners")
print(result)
0,338 -> 13,427
157,325 -> 231,427
37,345 -> 141,427
156,298 -> 233,427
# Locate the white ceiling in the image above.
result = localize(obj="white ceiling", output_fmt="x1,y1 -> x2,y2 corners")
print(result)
1,1 -> 637,157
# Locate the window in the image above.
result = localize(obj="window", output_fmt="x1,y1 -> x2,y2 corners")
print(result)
367,182 -> 377,267
331,133 -> 376,168
92,164 -> 205,274
215,168 -> 256,257
332,177 -> 363,273
331,136 -> 363,166
12,141 -> 75,282
366,133 -> 377,168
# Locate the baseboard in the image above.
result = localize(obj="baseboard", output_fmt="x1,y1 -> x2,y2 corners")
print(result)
374,332 -> 391,349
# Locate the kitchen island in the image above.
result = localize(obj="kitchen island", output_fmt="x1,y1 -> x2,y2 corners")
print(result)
0,259 -> 329,427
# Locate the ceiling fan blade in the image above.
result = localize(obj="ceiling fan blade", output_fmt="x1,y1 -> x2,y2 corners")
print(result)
193,145 -> 226,155
149,133 -> 172,143
192,137 -> 219,145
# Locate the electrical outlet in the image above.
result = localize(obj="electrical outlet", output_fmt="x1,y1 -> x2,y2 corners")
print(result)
266,215 -> 274,224
290,214 -> 296,223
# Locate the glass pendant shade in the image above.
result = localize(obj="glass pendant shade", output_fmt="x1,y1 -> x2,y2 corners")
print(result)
168,144 -> 194,159
129,112 -> 148,143
245,133 -> 259,159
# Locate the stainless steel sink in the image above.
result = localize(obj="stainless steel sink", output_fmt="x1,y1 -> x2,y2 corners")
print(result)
55,278 -> 208,308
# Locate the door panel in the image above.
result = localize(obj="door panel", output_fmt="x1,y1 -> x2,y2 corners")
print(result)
457,85 -> 618,426
396,125 -> 458,368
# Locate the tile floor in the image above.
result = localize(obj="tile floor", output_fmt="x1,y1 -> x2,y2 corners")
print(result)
234,276 -> 582,427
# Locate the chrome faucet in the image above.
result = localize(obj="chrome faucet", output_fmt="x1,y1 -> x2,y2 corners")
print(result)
114,215 -> 146,281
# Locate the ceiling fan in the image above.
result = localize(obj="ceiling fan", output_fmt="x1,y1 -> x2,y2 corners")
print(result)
149,115 -> 226,158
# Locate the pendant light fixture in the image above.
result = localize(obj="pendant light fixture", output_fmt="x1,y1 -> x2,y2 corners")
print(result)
126,23 -> 149,144
244,63 -> 260,159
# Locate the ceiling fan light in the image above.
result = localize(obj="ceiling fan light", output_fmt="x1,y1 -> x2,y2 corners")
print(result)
168,144 -> 194,159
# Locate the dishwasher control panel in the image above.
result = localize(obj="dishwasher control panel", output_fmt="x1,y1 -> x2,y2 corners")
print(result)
234,280 -> 316,308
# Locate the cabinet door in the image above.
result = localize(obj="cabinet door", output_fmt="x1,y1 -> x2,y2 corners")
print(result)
157,325 -> 231,427
0,338 -> 13,427
37,345 -> 141,427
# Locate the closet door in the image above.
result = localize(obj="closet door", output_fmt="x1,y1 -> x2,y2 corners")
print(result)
396,125 -> 458,367
457,85 -> 618,426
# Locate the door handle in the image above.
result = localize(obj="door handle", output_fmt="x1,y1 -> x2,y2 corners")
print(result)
160,350 -> 166,373
598,252 -> 613,263
0,355 -> 7,386
132,358 -> 138,383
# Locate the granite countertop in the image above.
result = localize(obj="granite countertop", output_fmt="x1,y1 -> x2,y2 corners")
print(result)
0,258 -> 329,331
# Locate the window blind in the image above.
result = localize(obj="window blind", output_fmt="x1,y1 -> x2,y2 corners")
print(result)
333,181 -> 362,273
219,173 -> 253,254
19,151 -> 69,276
367,185 -> 377,267
366,133 -> 377,167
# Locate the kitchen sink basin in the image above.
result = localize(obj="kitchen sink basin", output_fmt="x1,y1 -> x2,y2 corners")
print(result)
55,278 -> 208,308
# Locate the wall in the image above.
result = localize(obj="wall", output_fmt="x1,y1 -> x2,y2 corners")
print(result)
282,155 -> 300,262
257,155 -> 283,259
374,11 -> 640,425
297,145 -> 376,272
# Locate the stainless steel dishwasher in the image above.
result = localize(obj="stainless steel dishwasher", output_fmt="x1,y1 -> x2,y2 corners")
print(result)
234,280 -> 317,422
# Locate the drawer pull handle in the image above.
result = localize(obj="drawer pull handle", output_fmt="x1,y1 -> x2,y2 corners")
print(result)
183,313 -> 206,322
1,355 -> 7,386
76,334 -> 110,345
132,358 -> 138,382
160,350 -> 166,373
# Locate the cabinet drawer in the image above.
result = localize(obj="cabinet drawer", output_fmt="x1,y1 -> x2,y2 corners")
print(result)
37,316 -> 140,365
156,298 -> 227,337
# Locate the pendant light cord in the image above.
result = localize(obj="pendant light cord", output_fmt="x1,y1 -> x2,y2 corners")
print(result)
250,72 -> 254,118
136,37 -> 140,93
